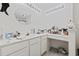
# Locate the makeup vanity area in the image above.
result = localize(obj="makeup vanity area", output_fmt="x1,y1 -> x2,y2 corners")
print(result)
0,3 -> 76,56
47,31 -> 76,56
0,30 -> 76,56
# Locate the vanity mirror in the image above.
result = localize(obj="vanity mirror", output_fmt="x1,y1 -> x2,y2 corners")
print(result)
14,8 -> 31,24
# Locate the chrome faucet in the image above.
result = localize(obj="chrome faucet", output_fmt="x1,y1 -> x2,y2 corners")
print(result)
31,28 -> 35,34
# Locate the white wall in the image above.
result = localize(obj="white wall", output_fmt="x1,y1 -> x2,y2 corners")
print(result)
73,3 -> 79,48
46,3 -> 73,48
44,4 -> 73,28
0,3 -> 73,48
0,3 -> 37,34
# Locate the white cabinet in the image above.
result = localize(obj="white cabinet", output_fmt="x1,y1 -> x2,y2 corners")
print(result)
0,41 -> 29,56
29,36 -> 47,56
9,47 -> 29,56
30,37 -> 41,56
40,36 -> 47,55
0,34 -> 48,56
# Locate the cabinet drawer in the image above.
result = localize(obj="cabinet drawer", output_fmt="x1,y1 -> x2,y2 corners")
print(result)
41,36 -> 47,40
1,41 -> 29,56
30,37 -> 40,45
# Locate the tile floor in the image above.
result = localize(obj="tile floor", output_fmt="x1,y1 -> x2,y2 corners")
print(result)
43,51 -> 66,56
43,47 -> 68,56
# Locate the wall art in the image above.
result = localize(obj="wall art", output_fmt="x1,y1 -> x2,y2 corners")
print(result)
0,3 -> 10,16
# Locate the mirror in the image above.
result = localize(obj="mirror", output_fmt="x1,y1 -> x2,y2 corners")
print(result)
14,8 -> 31,24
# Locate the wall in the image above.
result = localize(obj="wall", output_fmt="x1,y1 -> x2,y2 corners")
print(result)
46,3 -> 73,49
73,3 -> 79,49
0,3 -> 73,48
0,3 -> 37,34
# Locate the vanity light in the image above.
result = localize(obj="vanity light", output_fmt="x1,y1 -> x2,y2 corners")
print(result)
26,3 -> 41,13
45,4 -> 64,15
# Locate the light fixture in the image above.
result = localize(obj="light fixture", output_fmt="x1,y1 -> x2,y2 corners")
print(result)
45,4 -> 64,15
26,3 -> 41,13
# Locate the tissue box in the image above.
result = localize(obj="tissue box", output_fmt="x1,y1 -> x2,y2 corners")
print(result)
5,32 -> 12,39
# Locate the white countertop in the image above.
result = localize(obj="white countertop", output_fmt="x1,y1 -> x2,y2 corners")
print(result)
47,34 -> 69,42
0,32 -> 74,47
0,33 -> 47,47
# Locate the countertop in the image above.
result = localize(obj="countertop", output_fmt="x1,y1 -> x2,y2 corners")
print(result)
0,31 -> 74,47
0,33 -> 47,47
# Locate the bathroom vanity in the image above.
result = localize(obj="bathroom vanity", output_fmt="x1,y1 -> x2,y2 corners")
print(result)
0,31 -> 76,56
0,34 -> 47,56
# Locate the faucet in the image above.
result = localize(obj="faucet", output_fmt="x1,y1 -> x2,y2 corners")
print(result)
31,28 -> 35,34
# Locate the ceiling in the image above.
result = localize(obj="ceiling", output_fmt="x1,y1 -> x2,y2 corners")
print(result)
25,3 -> 64,15
32,3 -> 61,11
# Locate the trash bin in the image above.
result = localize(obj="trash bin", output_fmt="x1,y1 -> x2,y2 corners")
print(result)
77,49 -> 79,56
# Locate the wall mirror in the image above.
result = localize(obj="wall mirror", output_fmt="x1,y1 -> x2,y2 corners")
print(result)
14,7 -> 31,24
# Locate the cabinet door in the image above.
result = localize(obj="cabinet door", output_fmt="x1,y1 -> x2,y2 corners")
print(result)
41,36 -> 47,55
1,41 -> 28,56
1,41 -> 29,56
9,47 -> 29,56
30,37 -> 40,56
